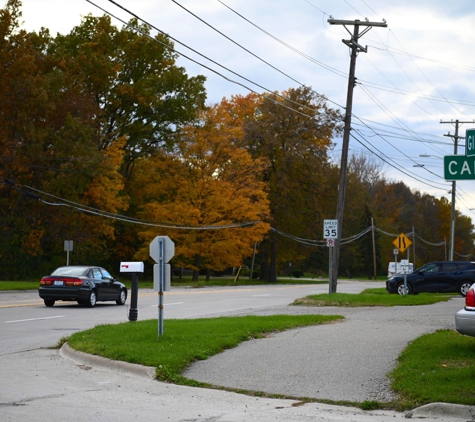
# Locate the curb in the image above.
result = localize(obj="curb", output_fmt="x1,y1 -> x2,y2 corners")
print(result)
406,402 -> 474,420
60,343 -> 156,380
60,344 -> 475,420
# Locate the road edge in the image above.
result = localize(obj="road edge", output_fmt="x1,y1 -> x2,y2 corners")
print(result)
60,342 -> 156,380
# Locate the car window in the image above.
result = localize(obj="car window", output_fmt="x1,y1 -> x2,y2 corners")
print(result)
420,263 -> 438,273
101,268 -> 113,279
442,263 -> 457,272
51,267 -> 88,276
91,268 -> 103,279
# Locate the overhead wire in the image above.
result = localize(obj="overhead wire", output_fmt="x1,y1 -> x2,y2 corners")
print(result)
95,0 -> 335,120
81,0 -> 475,213
217,0 -> 475,156
2,177 -> 450,249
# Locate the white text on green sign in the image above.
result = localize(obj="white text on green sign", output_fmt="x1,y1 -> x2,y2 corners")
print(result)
443,155 -> 475,180
466,128 -> 475,158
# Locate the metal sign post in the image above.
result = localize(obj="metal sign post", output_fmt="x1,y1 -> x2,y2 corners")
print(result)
324,220 -> 338,295
393,233 -> 412,295
64,240 -> 73,265
327,239 -> 334,294
150,236 -> 175,336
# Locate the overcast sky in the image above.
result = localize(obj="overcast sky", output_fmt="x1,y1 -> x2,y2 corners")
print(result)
18,0 -> 475,222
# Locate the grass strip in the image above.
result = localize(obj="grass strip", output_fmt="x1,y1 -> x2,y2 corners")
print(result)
66,314 -> 343,384
0,281 -> 40,290
292,289 -> 454,307
0,278 -> 331,291
389,330 -> 475,409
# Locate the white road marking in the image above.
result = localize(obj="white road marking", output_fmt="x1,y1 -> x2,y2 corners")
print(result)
251,294 -> 271,297
151,302 -> 184,307
5,315 -> 65,324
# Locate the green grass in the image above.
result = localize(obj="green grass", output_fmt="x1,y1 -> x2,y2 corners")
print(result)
292,288 -> 454,307
389,330 -> 475,409
62,292 -> 475,411
0,281 -> 40,290
67,314 -> 343,385
0,277 -> 330,291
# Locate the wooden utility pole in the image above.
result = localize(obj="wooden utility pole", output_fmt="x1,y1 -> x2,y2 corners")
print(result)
327,18 -> 387,292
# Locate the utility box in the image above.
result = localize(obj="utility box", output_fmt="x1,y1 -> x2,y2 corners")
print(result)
120,262 -> 144,273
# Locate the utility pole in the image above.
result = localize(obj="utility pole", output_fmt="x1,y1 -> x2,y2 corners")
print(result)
440,119 -> 473,260
327,17 -> 387,293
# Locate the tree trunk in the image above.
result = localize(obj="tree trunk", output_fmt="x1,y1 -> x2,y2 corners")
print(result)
259,239 -> 269,281
192,254 -> 201,282
269,233 -> 277,283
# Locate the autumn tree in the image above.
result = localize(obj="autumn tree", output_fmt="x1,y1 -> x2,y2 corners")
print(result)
0,2 -> 207,278
49,14 -> 207,180
234,87 -> 342,281
131,101 -> 270,280
0,1 -> 107,277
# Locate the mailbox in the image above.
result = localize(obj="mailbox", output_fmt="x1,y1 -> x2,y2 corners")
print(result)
120,262 -> 144,273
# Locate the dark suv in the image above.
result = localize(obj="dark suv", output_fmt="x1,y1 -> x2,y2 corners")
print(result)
386,261 -> 475,296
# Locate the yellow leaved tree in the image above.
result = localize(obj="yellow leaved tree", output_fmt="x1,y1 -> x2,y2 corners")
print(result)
132,101 -> 270,280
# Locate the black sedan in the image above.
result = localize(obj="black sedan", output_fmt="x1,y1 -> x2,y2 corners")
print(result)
386,261 -> 475,296
39,266 -> 127,307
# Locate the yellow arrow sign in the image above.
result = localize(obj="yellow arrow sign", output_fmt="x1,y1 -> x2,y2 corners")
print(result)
393,233 -> 412,253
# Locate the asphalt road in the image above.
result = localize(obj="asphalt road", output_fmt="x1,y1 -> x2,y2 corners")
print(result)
0,281 -> 473,421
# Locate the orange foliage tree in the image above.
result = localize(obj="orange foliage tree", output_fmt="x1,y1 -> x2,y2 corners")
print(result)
132,101 -> 270,280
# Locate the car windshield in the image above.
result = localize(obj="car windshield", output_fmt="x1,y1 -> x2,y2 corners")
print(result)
51,267 -> 88,277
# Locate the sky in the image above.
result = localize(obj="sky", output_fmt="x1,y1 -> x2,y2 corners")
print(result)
17,0 -> 475,221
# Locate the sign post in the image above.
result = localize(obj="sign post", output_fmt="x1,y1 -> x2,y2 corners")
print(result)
64,240 -> 73,265
150,236 -> 175,336
392,234 -> 412,295
324,220 -> 338,295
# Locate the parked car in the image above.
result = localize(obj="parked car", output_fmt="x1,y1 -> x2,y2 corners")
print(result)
39,265 -> 127,308
386,261 -> 475,296
455,284 -> 475,337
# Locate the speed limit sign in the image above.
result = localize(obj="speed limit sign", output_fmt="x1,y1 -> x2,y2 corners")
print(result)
323,219 -> 338,239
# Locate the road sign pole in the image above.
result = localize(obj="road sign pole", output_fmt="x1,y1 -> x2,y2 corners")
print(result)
150,236 -> 175,337
158,238 -> 164,336
323,221 -> 337,295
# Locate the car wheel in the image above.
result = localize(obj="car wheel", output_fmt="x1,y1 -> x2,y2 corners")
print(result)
458,281 -> 472,297
44,299 -> 55,307
86,290 -> 97,308
396,282 -> 413,295
116,289 -> 127,305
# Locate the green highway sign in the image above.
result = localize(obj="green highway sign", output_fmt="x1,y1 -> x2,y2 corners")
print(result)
466,128 -> 475,157
444,155 -> 475,180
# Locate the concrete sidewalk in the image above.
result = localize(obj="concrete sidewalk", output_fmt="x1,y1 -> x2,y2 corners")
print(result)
55,297 -> 475,421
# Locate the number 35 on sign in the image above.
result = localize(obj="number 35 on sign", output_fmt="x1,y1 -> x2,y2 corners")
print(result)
323,219 -> 338,239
